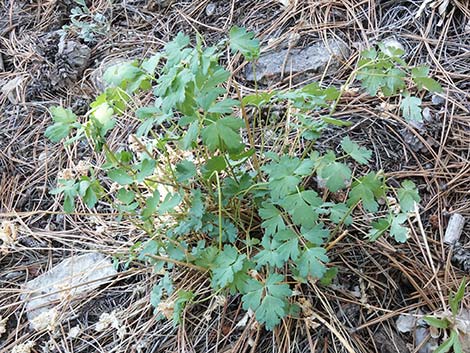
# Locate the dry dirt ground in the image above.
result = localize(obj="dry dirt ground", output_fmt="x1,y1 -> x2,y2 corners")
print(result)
1,1 -> 470,352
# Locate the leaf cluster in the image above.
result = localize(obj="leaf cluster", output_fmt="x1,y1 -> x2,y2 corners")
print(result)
45,29 -> 424,331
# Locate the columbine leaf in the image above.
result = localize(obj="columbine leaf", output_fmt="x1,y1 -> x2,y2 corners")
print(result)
175,160 -> 197,182
45,106 -> 78,142
319,162 -> 351,192
280,190 -> 322,228
397,180 -> 420,212
401,94 -> 422,122
254,236 -> 287,268
201,117 -> 245,154
301,223 -> 330,245
327,203 -> 353,225
383,68 -> 406,96
211,245 -> 247,289
229,26 -> 260,61
348,172 -> 385,212
274,229 -> 300,262
390,213 -> 409,243
411,66 -> 442,93
341,136 -> 372,165
259,202 -> 286,237
367,217 -> 390,241
296,247 -> 329,279
108,168 -> 133,185
263,156 -> 314,200
241,274 -> 291,330
208,99 -> 240,114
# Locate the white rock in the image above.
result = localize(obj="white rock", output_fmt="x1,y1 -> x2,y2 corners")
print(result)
21,253 -> 117,325
396,314 -> 416,333
444,213 -> 465,245
382,37 -> 405,56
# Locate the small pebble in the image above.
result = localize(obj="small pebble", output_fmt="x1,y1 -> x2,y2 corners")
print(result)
205,3 -> 216,16
382,37 -> 405,56
422,107 -> 432,122
431,94 -> 445,105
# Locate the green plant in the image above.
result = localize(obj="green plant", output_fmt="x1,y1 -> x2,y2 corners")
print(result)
355,42 -> 442,122
424,277 -> 467,353
62,0 -> 110,43
46,29 -> 423,330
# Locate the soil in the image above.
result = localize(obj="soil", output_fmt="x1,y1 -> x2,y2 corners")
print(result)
1,1 -> 470,352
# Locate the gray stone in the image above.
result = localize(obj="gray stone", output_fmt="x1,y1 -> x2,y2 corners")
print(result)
21,253 -> 117,324
205,3 -> 216,16
245,40 -> 349,84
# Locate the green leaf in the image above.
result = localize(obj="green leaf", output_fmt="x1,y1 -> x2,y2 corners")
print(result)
45,106 -> 78,142
201,117 -> 245,154
203,156 -> 227,177
207,99 -> 240,114
108,168 -> 133,185
423,316 -> 450,329
296,247 -> 329,279
301,223 -> 329,245
211,245 -> 247,289
397,180 -> 420,212
412,66 -> 442,93
136,159 -> 156,182
275,229 -> 300,262
390,213 -> 409,243
242,92 -> 276,107
229,26 -> 260,61
367,217 -> 390,241
450,277 -> 467,316
259,202 -> 286,237
357,67 -> 387,96
175,160 -> 197,182
241,274 -> 291,330
319,162 -> 351,192
103,61 -> 143,89
263,156 -> 314,200
401,94 -> 422,122
150,273 -> 173,312
340,136 -> 372,165
320,267 -> 338,286
280,190 -> 322,228
116,188 -> 135,205
180,121 -> 199,150
254,237 -> 288,268
348,172 -> 385,212
383,68 -> 406,96
173,290 -> 194,325
327,203 -> 353,225
50,179 -> 79,213
141,53 -> 161,75
158,193 -> 182,214
141,189 -> 160,219
433,329 -> 456,353
453,330 -> 463,353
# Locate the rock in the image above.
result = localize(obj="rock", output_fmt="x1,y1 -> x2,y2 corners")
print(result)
396,314 -> 417,333
444,213 -> 465,245
432,94 -> 445,105
205,3 -> 216,16
91,57 -> 129,91
245,39 -> 349,84
382,37 -> 406,56
21,253 -> 117,326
